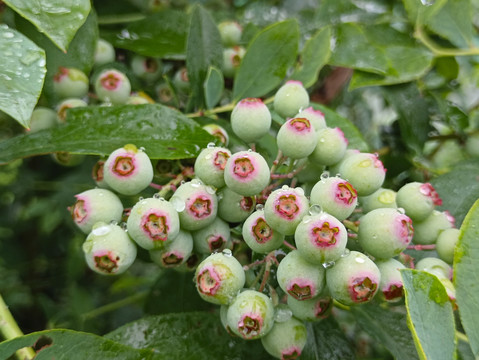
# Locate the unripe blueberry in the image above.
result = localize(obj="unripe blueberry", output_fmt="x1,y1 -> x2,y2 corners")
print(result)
82,222 -> 137,275
94,38 -> 115,66
295,106 -> 326,132
195,251 -> 245,305
202,123 -> 229,146
310,176 -> 358,221
103,144 -> 154,196
131,55 -> 162,82
94,69 -> 131,104
193,217 -> 230,254
436,228 -> 460,264
277,117 -> 317,159
277,250 -> 325,300
261,314 -> 307,360
226,289 -> 275,339
274,80 -> 309,119
416,257 -> 452,280
169,179 -> 218,231
396,182 -> 442,221
51,152 -> 85,167
309,127 -> 348,166
264,186 -> 309,235
217,187 -> 255,223
327,148 -> 360,176
70,188 -> 123,234
28,107 -> 57,132
412,210 -> 455,245
56,98 -> 88,123
326,251 -> 380,305
338,152 -> 386,196
230,98 -> 272,143
242,210 -> 285,254
375,258 -> 406,302
127,197 -> 180,250
287,294 -> 332,322
194,146 -> 231,189
155,82 -> 175,106
223,46 -> 246,78
150,229 -> 194,268
53,67 -> 89,100
92,159 -> 109,188
295,212 -> 348,265
358,208 -> 414,259
126,94 -> 151,105
359,187 -> 397,213
224,150 -> 270,196
218,20 -> 242,46
172,67 -> 190,93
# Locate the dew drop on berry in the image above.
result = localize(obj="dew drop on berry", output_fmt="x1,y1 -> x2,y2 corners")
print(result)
139,146 -> 146,152
281,185 -> 289,191
191,179 -> 202,187
355,256 -> 366,264
322,261 -> 335,269
274,307 -> 293,322
294,187 -> 305,196
320,171 -> 330,180
341,248 -> 351,258
255,204 -> 264,211
92,224 -> 111,236
109,219 -> 118,225
309,204 -> 322,216
335,173 -> 342,178
120,222 -> 128,230
207,142 -> 216,149
171,197 -> 186,212
247,148 -> 253,152
138,196 -> 144,201
153,193 -> 161,199
222,249 -> 232,257
206,185 -> 217,194
397,207 -> 406,215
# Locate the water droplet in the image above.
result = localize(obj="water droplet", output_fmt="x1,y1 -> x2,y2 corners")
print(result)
109,220 -> 118,225
92,225 -> 111,236
281,185 -> 290,191
335,173 -> 342,178
322,261 -> 335,269
139,146 -> 146,152
274,308 -> 293,322
294,187 -> 304,196
247,148 -> 253,152
171,197 -> 186,212
138,196 -> 144,201
206,185 -> 216,194
191,178 -> 202,187
180,180 -> 186,185
341,248 -> 351,257
397,207 -> 406,215
320,171 -> 330,180
355,256 -> 365,264
207,142 -> 216,148
3,32 -> 14,38
255,204 -> 264,211
222,249 -> 232,257
309,204 -> 322,215
120,222 -> 128,230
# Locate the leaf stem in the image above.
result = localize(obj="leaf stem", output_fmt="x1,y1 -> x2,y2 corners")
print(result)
343,219 -> 359,233
333,299 -> 351,311
97,13 -> 146,25
81,291 -> 148,321
414,26 -> 479,57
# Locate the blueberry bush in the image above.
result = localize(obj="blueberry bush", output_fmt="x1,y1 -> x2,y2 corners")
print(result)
0,0 -> 479,359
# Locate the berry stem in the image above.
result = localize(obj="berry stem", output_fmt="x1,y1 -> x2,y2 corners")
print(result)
283,240 -> 297,251
258,259 -> 272,293
0,293 -> 36,359
154,167 -> 194,199
343,220 -> 359,233
332,299 -> 351,311
406,244 -> 436,251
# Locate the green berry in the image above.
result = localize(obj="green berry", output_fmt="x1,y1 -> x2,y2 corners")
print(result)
150,229 -> 194,268
94,69 -> 131,104
287,294 -> 332,322
56,98 -> 88,123
230,98 -> 272,143
53,67 -> 89,100
193,217 -> 231,254
274,80 -> 309,119
92,159 -> 109,188
172,67 -> 190,93
51,152 -> 85,167
218,20 -> 242,46
202,123 -> 229,146
94,38 -> 115,66
277,117 -> 318,159
416,257 -> 452,280
217,186 -> 255,223
223,46 -> 245,78
131,55 -> 162,82
28,107 -> 57,132
126,94 -> 151,105
338,152 -> 386,196
194,146 -> 231,189
436,228 -> 460,264
242,209 -> 284,254
412,210 -> 455,245
396,182 -> 442,221
295,106 -> 326,132
359,187 -> 397,213
309,127 -> 348,166
375,258 -> 405,302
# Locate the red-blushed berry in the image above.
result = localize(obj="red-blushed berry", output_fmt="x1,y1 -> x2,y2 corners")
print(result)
396,182 -> 442,221
309,127 -> 348,166
412,210 -> 455,245
82,222 -> 137,275
242,209 -> 285,254
287,293 -> 333,322
194,146 -> 232,189
224,150 -> 270,196
172,67 -> 190,93
169,179 -> 218,231
338,152 -> 386,196
261,311 -> 307,360
277,250 -> 325,301
295,106 -> 326,132
103,144 -> 154,196
193,217 -> 231,254
28,107 -> 57,133
53,67 -> 89,100
309,176 -> 358,221
195,251 -> 245,305
327,148 -> 360,176
202,123 -> 229,146
56,98 -> 88,123
70,188 -> 123,234
91,159 -> 108,188
416,257 -> 452,280
277,117 -> 318,159
358,208 -> 414,259
226,289 -> 275,339
218,20 -> 243,46
274,80 -> 310,119
230,98 -> 272,143
150,229 -> 194,268
94,38 -> 115,67
375,258 -> 406,302
223,46 -> 246,78
264,186 -> 309,235
130,54 -> 162,82
127,196 -> 180,250
436,228 -> 460,264
295,212 -> 348,265
359,187 -> 397,213
94,69 -> 131,104
217,186 -> 256,223
326,251 -> 380,306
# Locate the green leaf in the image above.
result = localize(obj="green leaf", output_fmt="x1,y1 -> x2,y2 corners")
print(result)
402,0 -> 448,25
203,66 -> 224,109
401,269 -> 456,360
0,329 -> 153,359
233,19 -> 299,100
106,10 -> 188,59
186,4 -> 223,109
4,0 -> 90,52
0,104 -> 216,164
0,24 -> 46,128
351,303 -> 420,360
301,316 -> 355,360
431,160 -> 479,226
290,26 -> 331,88
454,198 -> 479,357
317,0 -> 389,27
105,311 -> 271,360
311,103 -> 369,152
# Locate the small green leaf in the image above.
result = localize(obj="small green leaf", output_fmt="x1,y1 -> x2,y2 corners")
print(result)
290,26 -> 331,88
454,198 -> 479,357
402,0 -> 448,25
186,4 -> 223,109
0,104 -> 216,164
203,66 -> 224,109
401,269 -> 456,360
233,19 -> 299,100
3,0 -> 90,52
0,25 -> 46,128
